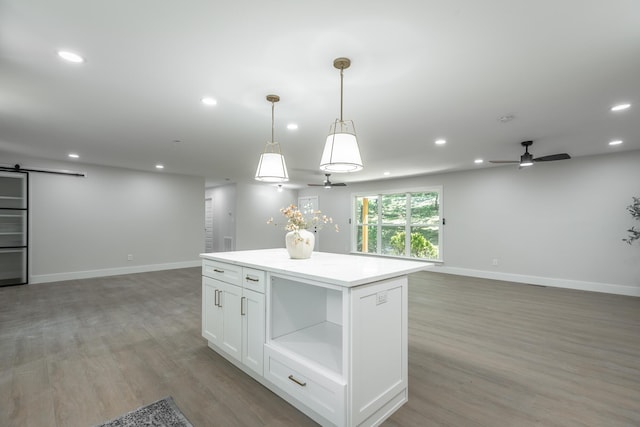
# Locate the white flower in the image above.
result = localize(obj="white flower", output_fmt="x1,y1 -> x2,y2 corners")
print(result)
269,204 -> 338,233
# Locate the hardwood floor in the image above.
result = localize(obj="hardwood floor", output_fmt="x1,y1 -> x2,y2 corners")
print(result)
1,268 -> 639,426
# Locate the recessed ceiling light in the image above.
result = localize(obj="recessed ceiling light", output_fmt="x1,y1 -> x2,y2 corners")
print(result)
609,140 -> 623,146
383,171 -> 391,176
68,153 -> 79,159
287,123 -> 298,130
474,159 -> 483,164
201,97 -> 217,106
611,103 -> 631,112
435,139 -> 446,145
57,50 -> 84,63
155,164 -> 164,169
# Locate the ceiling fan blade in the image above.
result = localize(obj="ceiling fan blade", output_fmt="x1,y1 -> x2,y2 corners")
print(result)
489,160 -> 519,164
533,153 -> 571,162
307,182 -> 346,187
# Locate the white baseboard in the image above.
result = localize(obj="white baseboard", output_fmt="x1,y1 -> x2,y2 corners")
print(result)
429,265 -> 640,297
30,260 -> 201,284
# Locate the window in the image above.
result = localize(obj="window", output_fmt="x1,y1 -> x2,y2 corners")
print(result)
353,188 -> 442,261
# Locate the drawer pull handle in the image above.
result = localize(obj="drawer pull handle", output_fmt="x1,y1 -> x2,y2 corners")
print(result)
213,268 -> 224,273
245,276 -> 259,282
288,375 -> 307,387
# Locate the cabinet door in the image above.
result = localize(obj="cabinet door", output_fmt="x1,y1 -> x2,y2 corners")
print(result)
220,282 -> 242,361
242,288 -> 265,375
202,277 -> 223,345
350,276 -> 408,426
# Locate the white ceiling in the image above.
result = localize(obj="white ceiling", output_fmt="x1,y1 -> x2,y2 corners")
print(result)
1,0 -> 639,187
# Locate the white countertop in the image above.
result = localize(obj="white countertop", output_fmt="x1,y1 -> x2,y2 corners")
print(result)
200,248 -> 430,287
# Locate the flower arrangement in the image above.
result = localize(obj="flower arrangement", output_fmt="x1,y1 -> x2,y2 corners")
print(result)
268,203 -> 339,233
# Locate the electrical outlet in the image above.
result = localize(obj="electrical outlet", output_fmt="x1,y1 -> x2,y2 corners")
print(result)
127,254 -> 133,261
492,258 -> 499,266
376,291 -> 388,305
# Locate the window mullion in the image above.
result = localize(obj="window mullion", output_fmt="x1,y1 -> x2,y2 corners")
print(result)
376,195 -> 382,254
405,193 -> 411,256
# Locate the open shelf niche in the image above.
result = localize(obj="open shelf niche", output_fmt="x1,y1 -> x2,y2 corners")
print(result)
269,275 -> 345,377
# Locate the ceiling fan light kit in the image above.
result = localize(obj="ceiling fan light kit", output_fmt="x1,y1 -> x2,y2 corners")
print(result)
520,141 -> 534,167
319,57 -> 363,173
255,94 -> 289,183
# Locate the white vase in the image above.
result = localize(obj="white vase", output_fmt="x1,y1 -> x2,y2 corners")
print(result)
285,229 -> 315,259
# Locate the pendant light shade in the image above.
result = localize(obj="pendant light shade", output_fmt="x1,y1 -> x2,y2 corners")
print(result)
319,57 -> 363,173
255,95 -> 289,182
255,151 -> 289,181
320,120 -> 362,172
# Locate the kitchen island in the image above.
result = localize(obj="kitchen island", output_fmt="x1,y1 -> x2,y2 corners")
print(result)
201,248 -> 429,427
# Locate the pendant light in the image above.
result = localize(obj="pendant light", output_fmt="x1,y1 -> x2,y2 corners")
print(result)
255,94 -> 289,182
320,57 -> 363,173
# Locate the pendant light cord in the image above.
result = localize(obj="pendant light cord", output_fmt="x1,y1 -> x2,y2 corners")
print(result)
339,67 -> 344,122
271,100 -> 275,143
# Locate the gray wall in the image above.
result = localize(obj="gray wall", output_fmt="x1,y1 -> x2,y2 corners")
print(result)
235,182 -> 298,250
208,182 -> 308,252
2,157 -> 205,283
299,150 -> 640,296
12,148 -> 638,295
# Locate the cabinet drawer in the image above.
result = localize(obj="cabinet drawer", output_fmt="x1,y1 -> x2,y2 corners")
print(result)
242,267 -> 265,293
202,260 -> 241,285
264,346 -> 345,426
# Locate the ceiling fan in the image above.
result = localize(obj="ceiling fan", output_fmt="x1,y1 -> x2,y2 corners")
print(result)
308,173 -> 347,188
489,141 -> 571,167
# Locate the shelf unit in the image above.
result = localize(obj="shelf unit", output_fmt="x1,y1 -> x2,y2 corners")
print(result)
0,171 -> 28,286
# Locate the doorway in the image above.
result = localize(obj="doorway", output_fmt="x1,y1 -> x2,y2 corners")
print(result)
205,197 -> 213,253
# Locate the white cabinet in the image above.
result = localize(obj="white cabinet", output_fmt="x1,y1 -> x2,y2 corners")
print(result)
201,260 -> 265,376
264,345 -> 345,425
220,279 -> 243,360
241,287 -> 265,374
201,249 -> 426,427
202,277 -> 223,345
265,272 -> 408,427
349,278 -> 408,426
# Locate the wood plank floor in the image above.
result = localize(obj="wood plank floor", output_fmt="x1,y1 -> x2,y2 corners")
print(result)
1,268 -> 639,426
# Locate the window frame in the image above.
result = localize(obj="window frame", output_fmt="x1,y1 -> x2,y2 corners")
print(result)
350,186 -> 443,262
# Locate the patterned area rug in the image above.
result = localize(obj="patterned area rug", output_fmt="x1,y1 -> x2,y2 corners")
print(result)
94,396 -> 193,427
